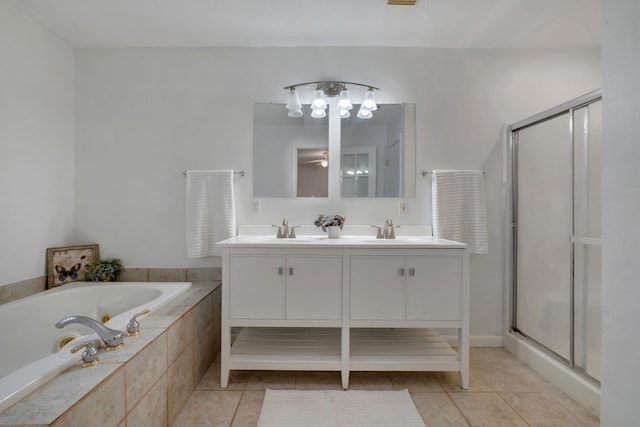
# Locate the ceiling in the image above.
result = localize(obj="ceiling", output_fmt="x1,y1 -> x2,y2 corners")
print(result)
6,0 -> 601,48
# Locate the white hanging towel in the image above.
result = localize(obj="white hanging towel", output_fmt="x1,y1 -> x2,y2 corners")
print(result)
432,170 -> 488,254
185,170 -> 236,258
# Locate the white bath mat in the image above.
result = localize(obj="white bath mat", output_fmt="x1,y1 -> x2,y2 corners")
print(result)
257,389 -> 425,427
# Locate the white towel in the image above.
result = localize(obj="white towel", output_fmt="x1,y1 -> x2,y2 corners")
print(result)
185,170 -> 236,258
432,170 -> 488,254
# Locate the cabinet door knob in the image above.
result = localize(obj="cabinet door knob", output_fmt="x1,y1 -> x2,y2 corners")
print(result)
278,267 -> 283,275
399,268 -> 405,276
409,268 -> 415,276
289,267 -> 294,276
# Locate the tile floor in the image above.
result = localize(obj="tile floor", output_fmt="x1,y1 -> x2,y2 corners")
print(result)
175,348 -> 600,426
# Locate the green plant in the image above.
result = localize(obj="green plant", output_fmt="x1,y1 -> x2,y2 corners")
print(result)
85,258 -> 124,282
313,214 -> 345,231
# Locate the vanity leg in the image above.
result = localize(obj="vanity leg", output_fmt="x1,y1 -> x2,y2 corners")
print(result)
341,370 -> 350,390
458,328 -> 469,389
341,325 -> 349,389
221,324 -> 230,388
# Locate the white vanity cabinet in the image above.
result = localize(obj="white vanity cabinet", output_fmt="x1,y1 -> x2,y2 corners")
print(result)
229,251 -> 342,320
350,251 -> 462,321
218,235 -> 469,390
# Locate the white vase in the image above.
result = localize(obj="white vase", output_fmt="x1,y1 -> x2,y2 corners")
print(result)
327,226 -> 341,239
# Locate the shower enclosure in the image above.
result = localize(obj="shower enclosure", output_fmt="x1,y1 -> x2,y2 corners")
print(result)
510,90 -> 601,384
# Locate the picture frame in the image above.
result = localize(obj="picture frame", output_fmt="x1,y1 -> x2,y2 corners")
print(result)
46,244 -> 100,288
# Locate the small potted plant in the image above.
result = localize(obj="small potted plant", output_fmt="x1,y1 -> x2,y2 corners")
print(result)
314,214 -> 346,238
85,258 -> 124,282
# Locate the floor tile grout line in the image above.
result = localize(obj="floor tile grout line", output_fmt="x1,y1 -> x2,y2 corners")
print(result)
444,391 -> 473,427
494,391 -> 534,426
228,389 -> 245,427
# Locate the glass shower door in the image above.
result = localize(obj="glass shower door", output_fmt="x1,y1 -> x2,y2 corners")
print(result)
515,113 -> 572,360
572,100 -> 602,381
512,93 -> 602,384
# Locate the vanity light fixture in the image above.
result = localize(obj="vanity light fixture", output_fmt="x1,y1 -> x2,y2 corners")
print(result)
284,81 -> 380,120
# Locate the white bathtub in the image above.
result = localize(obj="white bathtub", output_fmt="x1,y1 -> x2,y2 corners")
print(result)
0,281 -> 191,413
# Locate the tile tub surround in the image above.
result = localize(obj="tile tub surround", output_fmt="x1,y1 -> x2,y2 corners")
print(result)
0,276 -> 46,305
0,281 -> 221,427
0,268 -> 222,305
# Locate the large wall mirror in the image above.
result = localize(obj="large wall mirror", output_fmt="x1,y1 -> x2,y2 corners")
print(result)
253,103 -> 415,198
253,104 -> 329,197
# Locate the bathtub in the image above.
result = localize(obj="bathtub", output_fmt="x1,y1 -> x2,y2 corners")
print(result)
0,281 -> 191,413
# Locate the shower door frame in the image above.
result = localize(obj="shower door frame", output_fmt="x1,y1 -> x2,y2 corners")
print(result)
509,89 -> 601,385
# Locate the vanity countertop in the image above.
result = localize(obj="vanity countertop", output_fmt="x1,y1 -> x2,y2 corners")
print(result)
217,235 -> 467,249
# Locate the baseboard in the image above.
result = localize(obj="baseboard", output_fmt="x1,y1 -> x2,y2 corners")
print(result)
442,334 -> 504,347
504,331 -> 600,417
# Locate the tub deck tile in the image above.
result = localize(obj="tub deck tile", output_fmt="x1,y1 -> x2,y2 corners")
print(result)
0,363 -> 121,425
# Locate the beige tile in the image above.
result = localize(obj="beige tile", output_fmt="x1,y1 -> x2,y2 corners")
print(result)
245,371 -> 296,390
0,363 -> 122,425
469,348 -> 519,364
125,331 -> 168,410
197,363 -> 250,391
168,346 -> 195,424
141,303 -> 191,329
52,368 -> 125,427
547,389 -> 600,427
500,392 -> 586,426
212,267 -> 222,281
295,371 -> 343,390
194,322 -> 215,382
187,267 -> 216,283
194,293 -> 214,334
173,390 -> 243,426
231,391 -> 265,427
437,368 -> 494,392
348,371 -> 394,390
449,393 -> 528,427
127,373 -> 168,427
168,310 -> 194,364
116,268 -> 149,282
149,268 -> 187,282
470,357 -> 548,392
0,275 -> 45,304
410,392 -> 470,427
390,371 -> 444,392
117,421 -> 126,427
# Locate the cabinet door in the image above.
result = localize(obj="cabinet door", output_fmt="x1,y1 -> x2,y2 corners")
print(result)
286,256 -> 342,320
406,255 -> 462,320
350,256 -> 405,320
229,255 -> 285,319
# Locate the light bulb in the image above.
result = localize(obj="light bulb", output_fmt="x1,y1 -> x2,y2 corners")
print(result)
288,108 -> 303,118
285,88 -> 302,111
311,108 -> 326,118
311,89 -> 327,110
337,89 -> 353,110
357,107 -> 373,119
320,159 -> 328,168
361,88 -> 377,111
339,108 -> 350,118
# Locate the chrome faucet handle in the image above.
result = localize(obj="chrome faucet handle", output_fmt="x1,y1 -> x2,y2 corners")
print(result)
127,308 -> 150,337
371,225 -> 384,239
272,224 -> 285,238
288,225 -> 300,238
71,340 -> 100,367
388,225 -> 400,240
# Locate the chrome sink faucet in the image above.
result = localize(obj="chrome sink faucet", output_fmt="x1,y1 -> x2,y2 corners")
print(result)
383,219 -> 400,239
55,315 -> 125,350
272,218 -> 299,238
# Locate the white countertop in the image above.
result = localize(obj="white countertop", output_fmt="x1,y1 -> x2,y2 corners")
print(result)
216,235 -> 467,249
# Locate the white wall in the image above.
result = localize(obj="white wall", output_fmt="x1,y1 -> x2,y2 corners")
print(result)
75,47 -> 600,337
601,0 -> 640,422
0,2 -> 75,286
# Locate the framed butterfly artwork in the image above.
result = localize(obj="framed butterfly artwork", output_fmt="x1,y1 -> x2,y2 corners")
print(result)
46,244 -> 99,288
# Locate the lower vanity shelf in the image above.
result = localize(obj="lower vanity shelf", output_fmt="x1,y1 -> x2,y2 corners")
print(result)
226,327 -> 463,388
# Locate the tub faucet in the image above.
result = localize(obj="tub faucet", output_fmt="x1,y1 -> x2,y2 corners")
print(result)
55,315 -> 125,350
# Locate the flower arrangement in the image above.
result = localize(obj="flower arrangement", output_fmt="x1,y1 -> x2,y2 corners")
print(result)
85,258 -> 124,282
313,214 -> 346,231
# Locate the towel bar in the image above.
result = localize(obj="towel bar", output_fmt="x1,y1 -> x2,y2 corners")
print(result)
421,170 -> 484,177
183,170 -> 244,177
